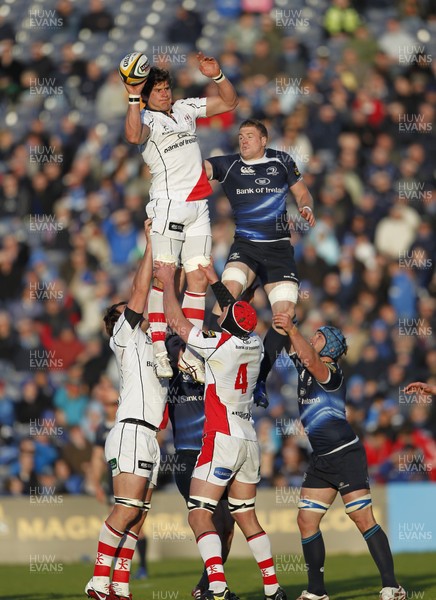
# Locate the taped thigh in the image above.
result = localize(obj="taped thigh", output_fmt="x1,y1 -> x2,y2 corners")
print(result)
227,496 -> 256,514
187,495 -> 218,513
345,494 -> 372,514
184,254 -> 211,274
151,233 -> 181,265
298,497 -> 331,513
114,496 -> 148,511
222,266 -> 248,292
267,281 -> 298,306
182,235 -> 211,273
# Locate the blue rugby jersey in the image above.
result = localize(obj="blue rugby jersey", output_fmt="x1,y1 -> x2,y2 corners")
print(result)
208,149 -> 302,241
167,371 -> 205,452
289,353 -> 357,455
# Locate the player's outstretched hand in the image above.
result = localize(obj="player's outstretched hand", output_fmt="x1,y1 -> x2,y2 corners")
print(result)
273,312 -> 294,335
197,52 -> 221,78
299,206 -> 316,227
197,260 -> 219,284
404,381 -> 435,395
154,261 -> 176,285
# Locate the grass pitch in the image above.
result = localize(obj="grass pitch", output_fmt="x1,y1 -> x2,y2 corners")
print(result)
0,553 -> 434,600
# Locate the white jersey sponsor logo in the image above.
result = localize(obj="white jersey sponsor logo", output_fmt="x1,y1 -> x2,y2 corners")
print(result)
140,97 -> 211,202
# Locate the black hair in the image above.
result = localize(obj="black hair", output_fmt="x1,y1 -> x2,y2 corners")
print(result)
141,67 -> 172,101
103,301 -> 127,337
239,118 -> 268,139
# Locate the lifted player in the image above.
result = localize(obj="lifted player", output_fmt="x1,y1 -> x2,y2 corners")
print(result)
154,260 -> 287,600
85,221 -> 168,600
204,119 -> 315,407
273,312 -> 405,600
123,52 -> 238,383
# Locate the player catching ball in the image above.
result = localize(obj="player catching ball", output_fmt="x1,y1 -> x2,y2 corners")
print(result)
122,51 -> 238,384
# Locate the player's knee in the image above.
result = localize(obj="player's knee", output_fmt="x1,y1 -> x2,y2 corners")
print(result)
222,267 -> 248,293
188,503 -> 215,530
345,495 -> 374,531
268,282 -> 298,308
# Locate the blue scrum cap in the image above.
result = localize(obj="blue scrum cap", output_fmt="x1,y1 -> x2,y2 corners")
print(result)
317,326 -> 347,360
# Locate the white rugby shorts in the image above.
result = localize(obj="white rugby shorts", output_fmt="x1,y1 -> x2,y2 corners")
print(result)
105,421 -> 160,485
192,431 -> 261,486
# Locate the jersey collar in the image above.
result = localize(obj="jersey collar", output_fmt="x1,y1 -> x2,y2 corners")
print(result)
239,151 -> 269,165
145,103 -> 174,117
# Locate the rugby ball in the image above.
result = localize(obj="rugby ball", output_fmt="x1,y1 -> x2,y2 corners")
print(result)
119,52 -> 150,86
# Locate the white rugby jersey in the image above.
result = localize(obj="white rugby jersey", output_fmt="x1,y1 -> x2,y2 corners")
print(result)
187,327 -> 263,441
110,310 -> 168,427
140,98 -> 212,202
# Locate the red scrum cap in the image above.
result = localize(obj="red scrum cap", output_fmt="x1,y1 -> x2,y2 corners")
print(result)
221,301 -> 257,337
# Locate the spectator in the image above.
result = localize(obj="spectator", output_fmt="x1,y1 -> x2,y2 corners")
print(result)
78,0 -> 114,33
53,366 -> 89,426
324,0 -> 361,38
167,7 -> 203,50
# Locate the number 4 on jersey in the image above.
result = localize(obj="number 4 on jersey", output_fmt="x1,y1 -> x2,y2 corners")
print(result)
235,363 -> 248,394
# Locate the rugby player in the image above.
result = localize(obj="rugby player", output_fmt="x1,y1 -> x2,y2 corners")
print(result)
165,334 -> 237,600
273,312 -> 406,600
85,221 -> 169,600
123,53 -> 238,383
204,119 -> 315,408
154,260 -> 287,600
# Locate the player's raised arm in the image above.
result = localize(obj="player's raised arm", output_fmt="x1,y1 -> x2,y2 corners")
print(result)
154,262 -> 194,342
123,79 -> 150,145
290,179 -> 316,227
273,313 -> 330,382
127,219 -> 153,314
197,52 -> 238,116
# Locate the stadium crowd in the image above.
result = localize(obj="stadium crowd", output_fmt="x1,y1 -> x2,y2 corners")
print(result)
0,0 -> 435,499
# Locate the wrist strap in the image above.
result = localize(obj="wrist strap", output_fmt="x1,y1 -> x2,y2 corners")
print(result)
301,205 -> 313,212
129,94 -> 141,104
212,70 -> 226,83
211,281 -> 234,310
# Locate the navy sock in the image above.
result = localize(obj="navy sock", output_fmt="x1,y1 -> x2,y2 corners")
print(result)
137,536 -> 147,570
363,525 -> 398,587
258,326 -> 290,382
301,531 -> 327,595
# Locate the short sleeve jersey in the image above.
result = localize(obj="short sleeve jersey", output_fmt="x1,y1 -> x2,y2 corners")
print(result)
289,354 -> 357,455
207,148 -> 302,241
110,309 -> 168,427
187,327 -> 263,441
140,98 -> 212,202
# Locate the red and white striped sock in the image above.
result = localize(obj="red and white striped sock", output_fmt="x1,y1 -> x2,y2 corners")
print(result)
92,521 -> 124,591
182,290 -> 206,329
111,529 -> 138,597
148,286 -> 167,353
182,291 -> 206,361
247,531 -> 279,596
197,531 -> 227,593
